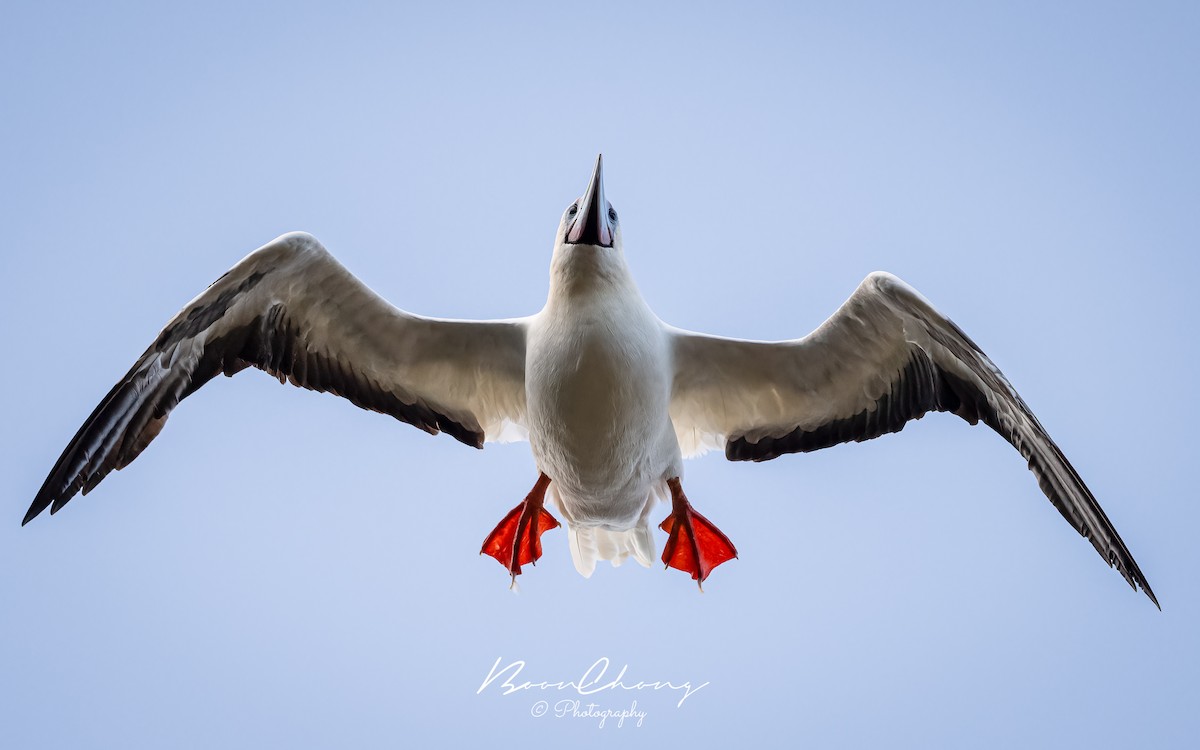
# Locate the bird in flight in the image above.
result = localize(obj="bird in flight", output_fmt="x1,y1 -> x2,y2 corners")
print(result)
25,156 -> 1157,606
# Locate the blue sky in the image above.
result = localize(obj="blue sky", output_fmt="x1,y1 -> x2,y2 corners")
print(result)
2,2 -> 1196,747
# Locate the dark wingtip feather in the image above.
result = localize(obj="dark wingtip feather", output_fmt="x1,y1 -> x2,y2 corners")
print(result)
1148,588 -> 1162,611
21,501 -> 43,526
1121,552 -> 1160,610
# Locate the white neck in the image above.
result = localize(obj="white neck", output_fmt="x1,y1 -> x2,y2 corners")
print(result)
545,244 -> 641,308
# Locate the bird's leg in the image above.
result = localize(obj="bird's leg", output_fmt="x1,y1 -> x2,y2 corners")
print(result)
480,472 -> 560,585
659,477 -> 738,590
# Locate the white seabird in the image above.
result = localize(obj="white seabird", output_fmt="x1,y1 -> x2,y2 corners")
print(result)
25,155 -> 1157,606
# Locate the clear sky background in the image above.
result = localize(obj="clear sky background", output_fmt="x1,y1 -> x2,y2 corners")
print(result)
2,2 -> 1196,747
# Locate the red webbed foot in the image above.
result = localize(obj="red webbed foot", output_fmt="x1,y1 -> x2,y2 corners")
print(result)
659,477 -> 737,589
480,473 -> 560,584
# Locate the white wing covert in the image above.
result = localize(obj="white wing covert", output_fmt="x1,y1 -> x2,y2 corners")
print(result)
25,232 -> 527,524
669,271 -> 1157,607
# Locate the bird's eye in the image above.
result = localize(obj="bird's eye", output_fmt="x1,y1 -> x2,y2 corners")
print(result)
567,204 -> 578,217
607,208 -> 618,222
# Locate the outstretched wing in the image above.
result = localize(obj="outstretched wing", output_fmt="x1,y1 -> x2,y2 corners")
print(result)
26,232 -> 528,524
669,271 -> 1157,607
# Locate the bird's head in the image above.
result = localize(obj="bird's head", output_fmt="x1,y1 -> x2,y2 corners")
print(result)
556,154 -> 622,252
550,155 -> 629,291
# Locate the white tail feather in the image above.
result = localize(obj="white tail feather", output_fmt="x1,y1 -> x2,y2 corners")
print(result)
568,523 -> 656,578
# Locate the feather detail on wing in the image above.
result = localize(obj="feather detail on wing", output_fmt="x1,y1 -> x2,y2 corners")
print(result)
669,271 -> 1157,607
25,232 -> 527,524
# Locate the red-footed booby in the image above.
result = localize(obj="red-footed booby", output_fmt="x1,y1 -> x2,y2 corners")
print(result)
24,156 -> 1158,607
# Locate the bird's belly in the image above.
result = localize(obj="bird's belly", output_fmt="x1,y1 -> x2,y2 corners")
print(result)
527,323 -> 676,526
